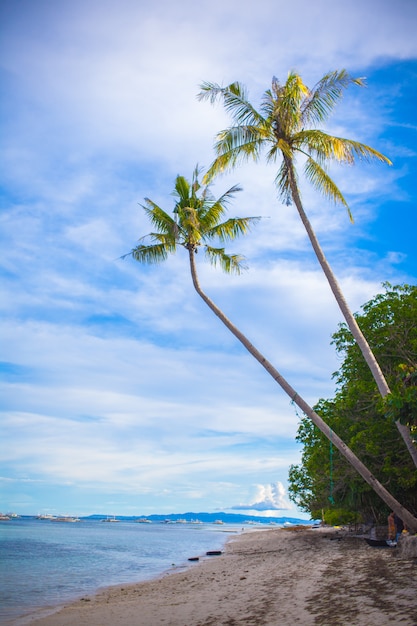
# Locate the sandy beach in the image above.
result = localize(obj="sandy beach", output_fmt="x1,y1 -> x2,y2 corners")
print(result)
18,527 -> 417,626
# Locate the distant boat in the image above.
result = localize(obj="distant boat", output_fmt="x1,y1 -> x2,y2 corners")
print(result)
0,513 -> 11,521
213,520 -> 224,525
102,516 -> 120,523
135,518 -> 152,523
190,519 -> 203,524
175,519 -> 187,523
51,516 -> 81,523
36,514 -> 57,520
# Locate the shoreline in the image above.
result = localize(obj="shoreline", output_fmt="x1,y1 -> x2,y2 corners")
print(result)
12,526 -> 417,626
2,520 -> 243,626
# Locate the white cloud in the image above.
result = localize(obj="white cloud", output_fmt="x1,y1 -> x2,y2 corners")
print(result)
231,482 -> 292,512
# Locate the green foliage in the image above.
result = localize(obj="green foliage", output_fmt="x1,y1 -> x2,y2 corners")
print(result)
384,365 -> 417,429
321,508 -> 362,526
288,284 -> 417,523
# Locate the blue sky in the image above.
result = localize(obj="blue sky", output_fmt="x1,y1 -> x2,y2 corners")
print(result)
1,0 -> 416,518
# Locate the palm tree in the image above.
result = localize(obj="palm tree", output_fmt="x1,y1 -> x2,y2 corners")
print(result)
198,71 -> 417,466
126,168 -> 417,533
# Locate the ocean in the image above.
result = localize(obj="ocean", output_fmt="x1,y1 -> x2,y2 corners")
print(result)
0,517 -> 244,624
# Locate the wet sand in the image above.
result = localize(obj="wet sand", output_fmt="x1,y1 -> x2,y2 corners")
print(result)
17,527 -> 417,626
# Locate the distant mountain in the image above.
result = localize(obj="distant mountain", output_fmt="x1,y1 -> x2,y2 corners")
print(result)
85,512 -> 311,525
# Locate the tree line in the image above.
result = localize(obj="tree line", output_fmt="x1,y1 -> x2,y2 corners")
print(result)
288,284 -> 417,525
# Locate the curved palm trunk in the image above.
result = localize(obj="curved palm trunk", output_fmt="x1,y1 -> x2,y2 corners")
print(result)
285,160 -> 417,468
187,246 -> 417,533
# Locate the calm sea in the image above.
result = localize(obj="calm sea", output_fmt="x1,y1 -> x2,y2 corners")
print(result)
0,517 -> 241,624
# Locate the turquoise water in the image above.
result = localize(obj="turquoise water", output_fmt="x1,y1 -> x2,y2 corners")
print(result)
0,518 -> 235,624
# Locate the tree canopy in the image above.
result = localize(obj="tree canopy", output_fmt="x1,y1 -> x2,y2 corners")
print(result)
288,284 -> 417,524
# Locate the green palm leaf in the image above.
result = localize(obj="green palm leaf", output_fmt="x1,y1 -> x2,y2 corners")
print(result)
205,246 -> 247,274
297,130 -> 392,166
209,216 -> 261,242
301,70 -> 365,126
198,81 -> 265,127
142,201 -> 177,234
130,242 -> 171,264
205,127 -> 265,181
173,175 -> 191,204
304,157 -> 352,220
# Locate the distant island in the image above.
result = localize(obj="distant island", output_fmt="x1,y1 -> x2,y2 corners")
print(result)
84,512 -> 311,525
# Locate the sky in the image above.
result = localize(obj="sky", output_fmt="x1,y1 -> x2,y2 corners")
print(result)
1,0 -> 416,519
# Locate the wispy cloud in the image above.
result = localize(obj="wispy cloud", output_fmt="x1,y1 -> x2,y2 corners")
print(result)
1,0 -> 416,516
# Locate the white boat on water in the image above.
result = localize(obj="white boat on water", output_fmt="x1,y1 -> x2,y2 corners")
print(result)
102,516 -> 120,523
51,516 -> 81,522
213,520 -> 224,525
135,518 -> 152,523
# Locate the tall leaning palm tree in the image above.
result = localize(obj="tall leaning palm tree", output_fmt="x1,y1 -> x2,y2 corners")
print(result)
198,71 -> 417,466
126,168 -> 417,532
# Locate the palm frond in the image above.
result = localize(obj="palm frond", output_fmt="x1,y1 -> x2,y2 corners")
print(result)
204,127 -> 266,182
294,130 -> 354,164
215,126 -> 267,156
142,200 -> 177,233
204,246 -> 247,274
197,81 -> 226,104
215,183 -> 243,204
198,81 -> 265,127
267,137 -> 293,161
296,130 -> 392,166
200,183 -> 244,226
337,138 -> 392,164
130,242 -> 171,264
173,176 -> 191,205
221,82 -> 266,126
274,159 -> 294,204
208,216 -> 261,242
301,70 -> 365,126
277,72 -> 310,134
260,88 -> 276,120
197,199 -> 226,230
304,157 -> 352,220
